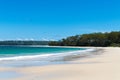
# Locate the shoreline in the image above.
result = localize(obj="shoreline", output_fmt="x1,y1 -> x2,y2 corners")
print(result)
0,47 -> 95,68
0,47 -> 120,80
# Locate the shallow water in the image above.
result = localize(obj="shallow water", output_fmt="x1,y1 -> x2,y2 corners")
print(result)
0,46 -> 84,57
0,46 -> 94,67
0,71 -> 22,79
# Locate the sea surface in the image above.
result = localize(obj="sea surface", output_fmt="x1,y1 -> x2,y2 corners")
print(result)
0,46 -> 93,67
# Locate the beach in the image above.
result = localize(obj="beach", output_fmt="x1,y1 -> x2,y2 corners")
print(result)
0,47 -> 120,80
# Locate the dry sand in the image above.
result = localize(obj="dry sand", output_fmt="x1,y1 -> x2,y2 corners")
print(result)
1,47 -> 120,80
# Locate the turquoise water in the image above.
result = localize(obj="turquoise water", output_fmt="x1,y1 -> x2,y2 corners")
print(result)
0,46 -> 91,67
0,46 -> 85,58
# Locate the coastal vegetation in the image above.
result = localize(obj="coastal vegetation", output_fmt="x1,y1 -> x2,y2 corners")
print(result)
49,31 -> 120,47
0,31 -> 120,47
0,41 -> 49,45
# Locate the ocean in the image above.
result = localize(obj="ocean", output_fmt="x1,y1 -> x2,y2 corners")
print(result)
0,46 -> 93,67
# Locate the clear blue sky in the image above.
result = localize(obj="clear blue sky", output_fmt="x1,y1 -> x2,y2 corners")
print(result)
0,0 -> 120,40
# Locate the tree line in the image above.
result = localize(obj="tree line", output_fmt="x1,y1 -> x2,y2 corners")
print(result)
0,41 -> 49,45
49,31 -> 120,47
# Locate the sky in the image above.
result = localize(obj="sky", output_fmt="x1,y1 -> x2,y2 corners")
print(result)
0,0 -> 120,40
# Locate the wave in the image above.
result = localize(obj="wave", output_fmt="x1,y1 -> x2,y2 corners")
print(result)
0,48 -> 95,61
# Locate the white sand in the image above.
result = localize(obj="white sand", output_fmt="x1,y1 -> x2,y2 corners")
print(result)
1,47 -> 120,80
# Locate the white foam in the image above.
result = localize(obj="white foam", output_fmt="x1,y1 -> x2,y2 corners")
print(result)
0,48 -> 95,61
